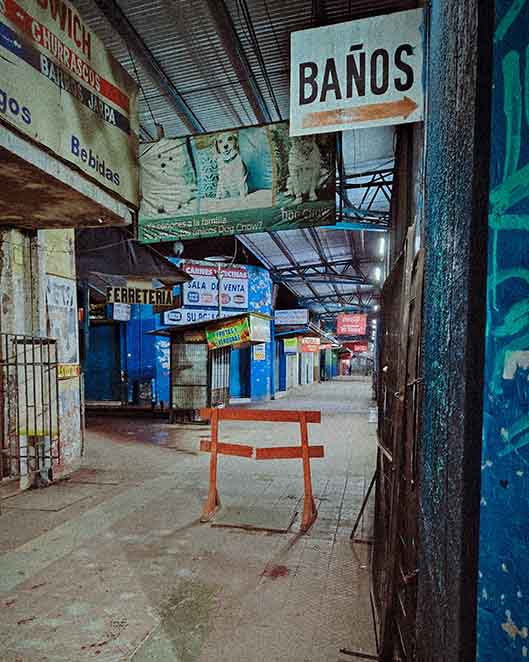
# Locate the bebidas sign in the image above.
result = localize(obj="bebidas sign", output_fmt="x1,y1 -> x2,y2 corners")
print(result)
290,9 -> 424,136
0,0 -> 139,205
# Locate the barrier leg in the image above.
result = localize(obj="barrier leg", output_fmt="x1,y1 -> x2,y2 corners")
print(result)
201,409 -> 221,522
299,412 -> 317,532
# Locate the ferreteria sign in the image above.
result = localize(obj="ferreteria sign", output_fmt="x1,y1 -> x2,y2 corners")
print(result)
107,286 -> 175,306
138,121 -> 335,242
0,0 -> 139,205
290,9 -> 424,136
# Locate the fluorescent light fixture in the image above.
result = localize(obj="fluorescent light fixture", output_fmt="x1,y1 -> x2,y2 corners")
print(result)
374,267 -> 382,281
379,237 -> 386,256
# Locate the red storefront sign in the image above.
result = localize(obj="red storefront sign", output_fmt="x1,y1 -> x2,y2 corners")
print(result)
336,313 -> 367,336
300,337 -> 321,353
352,341 -> 369,353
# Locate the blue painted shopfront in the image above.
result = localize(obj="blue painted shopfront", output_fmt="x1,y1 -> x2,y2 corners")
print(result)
86,263 -> 274,405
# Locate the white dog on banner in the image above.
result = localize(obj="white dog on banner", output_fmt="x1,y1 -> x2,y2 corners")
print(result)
214,131 -> 248,200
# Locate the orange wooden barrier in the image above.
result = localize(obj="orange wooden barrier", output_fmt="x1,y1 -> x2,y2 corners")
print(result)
199,407 -> 324,532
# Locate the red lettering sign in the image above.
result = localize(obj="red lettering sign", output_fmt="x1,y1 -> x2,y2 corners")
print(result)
336,313 -> 367,336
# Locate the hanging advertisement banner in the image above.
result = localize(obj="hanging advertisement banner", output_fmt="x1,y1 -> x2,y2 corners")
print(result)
284,337 -> 299,353
206,317 -> 250,350
274,309 -> 309,325
336,313 -> 367,336
0,0 -> 139,205
138,121 -> 336,242
290,9 -> 424,136
181,261 -> 248,309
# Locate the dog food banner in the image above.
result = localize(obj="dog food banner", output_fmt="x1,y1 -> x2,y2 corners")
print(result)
0,0 -> 139,205
138,121 -> 336,242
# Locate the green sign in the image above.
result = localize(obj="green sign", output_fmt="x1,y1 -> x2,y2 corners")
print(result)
284,337 -> 299,353
206,317 -> 250,349
138,122 -> 336,242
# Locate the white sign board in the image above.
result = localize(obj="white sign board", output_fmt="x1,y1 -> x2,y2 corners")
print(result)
181,261 -> 248,310
250,316 -> 271,343
290,9 -> 424,136
45,275 -> 78,364
163,308 -> 231,326
113,303 -> 131,321
0,0 -> 139,204
275,309 -> 309,326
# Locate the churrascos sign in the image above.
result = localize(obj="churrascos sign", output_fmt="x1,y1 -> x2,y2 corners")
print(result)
290,9 -> 424,136
0,0 -> 139,205
138,121 -> 336,242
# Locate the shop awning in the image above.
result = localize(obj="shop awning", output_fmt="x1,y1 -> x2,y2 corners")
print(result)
151,312 -> 272,350
76,227 -> 191,300
275,323 -> 340,348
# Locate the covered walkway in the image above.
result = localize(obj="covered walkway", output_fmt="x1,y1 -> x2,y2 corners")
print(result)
1,379 -> 376,662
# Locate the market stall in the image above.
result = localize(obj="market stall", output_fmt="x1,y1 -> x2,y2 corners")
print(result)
154,313 -> 271,422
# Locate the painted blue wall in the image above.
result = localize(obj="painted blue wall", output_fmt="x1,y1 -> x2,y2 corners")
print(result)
85,264 -> 275,405
124,304 -> 158,401
247,265 -> 274,400
478,2 -> 529,659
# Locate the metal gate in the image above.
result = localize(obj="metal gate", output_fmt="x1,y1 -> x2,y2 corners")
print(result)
210,346 -> 231,407
0,333 -> 61,482
374,226 -> 425,661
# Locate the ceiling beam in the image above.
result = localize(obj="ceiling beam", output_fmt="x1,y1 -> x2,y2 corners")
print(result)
91,0 -> 204,134
205,0 -> 272,124
299,290 -> 379,305
269,231 -> 332,313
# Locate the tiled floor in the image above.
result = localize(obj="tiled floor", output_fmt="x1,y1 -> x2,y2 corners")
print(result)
0,378 -> 377,661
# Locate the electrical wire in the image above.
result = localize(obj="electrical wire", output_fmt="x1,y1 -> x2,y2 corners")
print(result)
235,0 -> 282,121
125,40 -> 157,130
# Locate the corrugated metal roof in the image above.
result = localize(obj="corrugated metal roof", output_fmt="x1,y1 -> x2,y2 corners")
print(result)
75,0 -> 416,137
72,0 -> 403,321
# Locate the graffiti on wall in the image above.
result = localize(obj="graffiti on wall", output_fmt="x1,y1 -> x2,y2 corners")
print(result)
479,1 -> 529,659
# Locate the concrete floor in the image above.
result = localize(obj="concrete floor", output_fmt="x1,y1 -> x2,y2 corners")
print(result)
0,378 -> 377,662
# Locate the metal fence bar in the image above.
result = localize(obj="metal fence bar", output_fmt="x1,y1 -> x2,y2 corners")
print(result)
0,333 -> 60,481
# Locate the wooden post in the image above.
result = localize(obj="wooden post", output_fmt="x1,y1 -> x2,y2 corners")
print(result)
299,412 -> 317,532
200,408 -> 220,522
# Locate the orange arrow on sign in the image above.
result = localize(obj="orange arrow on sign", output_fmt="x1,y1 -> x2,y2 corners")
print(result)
302,96 -> 419,129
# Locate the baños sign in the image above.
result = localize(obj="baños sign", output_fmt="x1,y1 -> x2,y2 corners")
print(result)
290,9 -> 424,136
138,121 -> 335,242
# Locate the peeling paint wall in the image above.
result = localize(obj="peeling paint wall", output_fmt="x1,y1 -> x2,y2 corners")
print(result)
43,229 -> 82,477
478,1 -> 529,659
0,228 -> 82,487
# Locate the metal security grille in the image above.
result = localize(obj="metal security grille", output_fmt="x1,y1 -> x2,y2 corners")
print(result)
210,346 -> 231,408
171,343 -> 209,413
373,229 -> 425,661
0,334 -> 60,481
